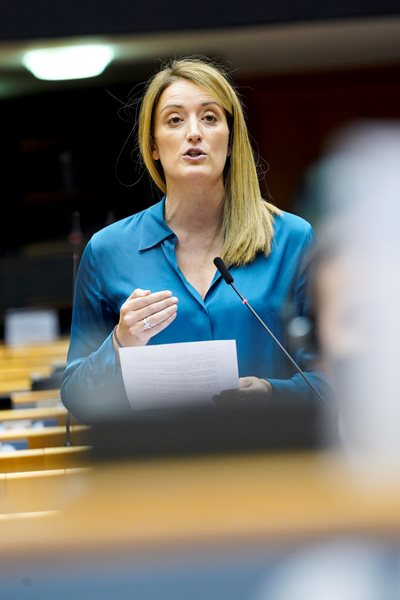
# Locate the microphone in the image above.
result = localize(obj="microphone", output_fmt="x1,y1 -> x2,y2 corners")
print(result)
213,257 -> 326,404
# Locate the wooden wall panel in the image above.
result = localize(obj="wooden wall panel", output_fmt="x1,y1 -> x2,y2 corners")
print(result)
240,66 -> 400,212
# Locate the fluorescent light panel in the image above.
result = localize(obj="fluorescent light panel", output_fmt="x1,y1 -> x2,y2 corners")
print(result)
22,45 -> 114,81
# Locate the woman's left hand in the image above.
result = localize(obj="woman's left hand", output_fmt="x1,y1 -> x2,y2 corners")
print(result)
239,376 -> 272,394
213,376 -> 272,406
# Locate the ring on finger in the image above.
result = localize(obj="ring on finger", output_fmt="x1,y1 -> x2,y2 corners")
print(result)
143,317 -> 153,331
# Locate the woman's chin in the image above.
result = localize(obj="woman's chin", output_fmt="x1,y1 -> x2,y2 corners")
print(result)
170,167 -> 223,187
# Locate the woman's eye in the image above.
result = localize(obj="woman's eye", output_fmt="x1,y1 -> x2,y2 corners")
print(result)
203,113 -> 217,123
167,116 -> 182,126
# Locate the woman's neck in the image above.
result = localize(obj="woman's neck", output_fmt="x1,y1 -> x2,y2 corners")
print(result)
164,181 -> 224,236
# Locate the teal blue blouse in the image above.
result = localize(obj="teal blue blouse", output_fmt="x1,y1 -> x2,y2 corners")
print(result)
61,198 -> 327,421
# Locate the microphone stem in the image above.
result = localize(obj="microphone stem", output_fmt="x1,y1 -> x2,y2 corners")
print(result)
65,213 -> 82,447
65,412 -> 72,446
230,283 -> 326,404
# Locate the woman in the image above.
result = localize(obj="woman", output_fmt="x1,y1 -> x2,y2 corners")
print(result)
61,57 -> 327,422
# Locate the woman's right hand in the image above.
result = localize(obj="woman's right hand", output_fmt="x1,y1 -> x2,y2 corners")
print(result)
115,288 -> 178,347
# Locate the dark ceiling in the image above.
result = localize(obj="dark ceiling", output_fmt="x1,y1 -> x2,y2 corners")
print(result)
1,0 -> 399,41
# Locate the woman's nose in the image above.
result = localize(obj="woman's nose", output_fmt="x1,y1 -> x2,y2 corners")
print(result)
186,118 -> 203,142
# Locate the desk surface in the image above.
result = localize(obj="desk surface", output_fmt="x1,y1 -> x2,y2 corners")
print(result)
1,450 -> 400,559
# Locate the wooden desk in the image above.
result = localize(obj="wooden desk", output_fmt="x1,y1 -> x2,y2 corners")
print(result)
0,424 -> 88,449
0,338 -> 69,360
0,451 -> 399,599
1,451 -> 400,546
0,378 -> 39,394
11,389 -> 62,407
0,446 -> 90,474
0,338 -> 67,393
0,406 -> 68,425
0,467 -> 89,515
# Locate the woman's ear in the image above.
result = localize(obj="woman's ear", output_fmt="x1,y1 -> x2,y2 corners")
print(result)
151,142 -> 159,160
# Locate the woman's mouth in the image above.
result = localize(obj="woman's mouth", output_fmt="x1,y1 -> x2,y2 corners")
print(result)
183,148 -> 207,160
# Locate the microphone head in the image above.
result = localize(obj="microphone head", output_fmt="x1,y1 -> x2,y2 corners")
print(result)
71,211 -> 81,234
213,257 -> 234,284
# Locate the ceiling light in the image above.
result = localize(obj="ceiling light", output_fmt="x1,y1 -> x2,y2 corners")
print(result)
22,45 -> 114,81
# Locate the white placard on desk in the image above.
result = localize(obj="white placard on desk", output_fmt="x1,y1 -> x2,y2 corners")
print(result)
5,308 -> 59,347
119,339 -> 239,410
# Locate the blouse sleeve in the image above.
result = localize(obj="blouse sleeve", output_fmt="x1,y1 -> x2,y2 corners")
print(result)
267,228 -> 331,404
61,240 -> 129,423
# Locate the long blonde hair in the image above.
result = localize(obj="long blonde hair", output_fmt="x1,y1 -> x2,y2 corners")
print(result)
138,57 -> 280,266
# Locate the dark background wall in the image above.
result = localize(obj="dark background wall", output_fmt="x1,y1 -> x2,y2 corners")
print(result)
3,63 -> 399,252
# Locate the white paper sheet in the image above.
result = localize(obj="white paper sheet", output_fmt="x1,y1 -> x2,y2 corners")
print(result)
119,339 -> 239,410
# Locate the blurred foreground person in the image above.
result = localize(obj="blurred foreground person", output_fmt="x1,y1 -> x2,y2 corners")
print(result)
309,121 -> 400,476
61,57 -> 328,422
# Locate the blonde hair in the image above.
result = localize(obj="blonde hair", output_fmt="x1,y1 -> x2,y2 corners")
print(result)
138,57 -> 280,266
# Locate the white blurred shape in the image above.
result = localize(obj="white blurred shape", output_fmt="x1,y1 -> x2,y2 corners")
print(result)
254,541 -> 390,600
318,121 -> 400,479
5,308 -> 59,346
